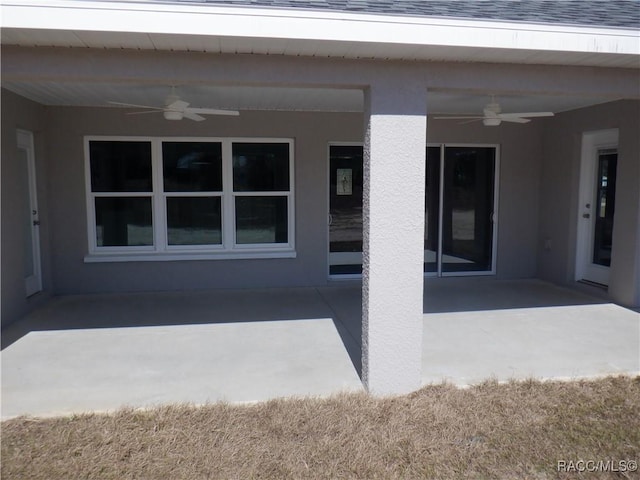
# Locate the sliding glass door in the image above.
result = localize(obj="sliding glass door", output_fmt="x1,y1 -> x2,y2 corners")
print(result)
424,147 -> 441,273
329,145 -> 364,276
329,144 -> 498,277
440,146 -> 496,274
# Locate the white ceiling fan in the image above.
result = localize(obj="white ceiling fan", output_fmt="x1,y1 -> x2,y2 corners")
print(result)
108,87 -> 239,121
434,96 -> 554,126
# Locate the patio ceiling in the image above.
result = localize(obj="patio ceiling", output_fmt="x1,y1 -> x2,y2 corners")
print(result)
1,1 -> 635,115
0,81 -> 619,115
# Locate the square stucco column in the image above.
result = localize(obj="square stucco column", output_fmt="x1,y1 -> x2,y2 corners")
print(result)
609,113 -> 640,307
362,80 -> 427,395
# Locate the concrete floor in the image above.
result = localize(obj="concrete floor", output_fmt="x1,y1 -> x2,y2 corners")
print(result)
2,279 -> 638,419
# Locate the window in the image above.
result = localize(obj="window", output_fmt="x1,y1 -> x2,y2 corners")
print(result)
85,137 -> 295,261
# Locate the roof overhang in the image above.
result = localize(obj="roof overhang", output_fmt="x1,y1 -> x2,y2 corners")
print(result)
2,0 -> 639,68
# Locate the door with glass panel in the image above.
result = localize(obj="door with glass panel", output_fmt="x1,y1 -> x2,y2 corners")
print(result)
577,129 -> 618,286
17,130 -> 42,296
328,144 -> 497,277
329,145 -> 363,276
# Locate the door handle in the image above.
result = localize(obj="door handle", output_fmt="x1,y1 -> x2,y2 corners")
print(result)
33,220 -> 41,226
582,213 -> 590,219
328,214 -> 333,226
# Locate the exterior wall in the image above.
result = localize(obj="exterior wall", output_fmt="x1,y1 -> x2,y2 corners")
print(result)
539,100 -> 640,307
44,103 -> 544,295
1,89 -> 51,327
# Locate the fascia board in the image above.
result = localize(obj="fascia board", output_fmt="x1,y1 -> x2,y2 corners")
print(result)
1,0 -> 639,57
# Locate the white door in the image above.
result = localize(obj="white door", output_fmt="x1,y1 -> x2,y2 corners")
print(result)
17,129 -> 42,296
576,129 -> 618,286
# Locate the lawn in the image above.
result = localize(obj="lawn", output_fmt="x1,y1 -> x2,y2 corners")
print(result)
2,376 -> 639,479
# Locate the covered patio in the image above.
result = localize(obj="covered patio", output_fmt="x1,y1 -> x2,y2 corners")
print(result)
2,279 -> 638,419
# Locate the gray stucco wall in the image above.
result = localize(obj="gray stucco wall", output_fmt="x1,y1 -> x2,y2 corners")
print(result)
42,103 -> 543,295
1,89 -> 51,327
539,100 -> 640,307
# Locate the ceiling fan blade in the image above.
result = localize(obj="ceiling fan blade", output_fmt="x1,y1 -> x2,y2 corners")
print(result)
166,99 -> 190,111
459,118 -> 485,125
189,107 -> 240,116
500,117 -> 531,124
182,111 -> 206,122
107,101 -> 163,110
500,112 -> 554,118
124,110 -> 163,115
433,116 -> 484,120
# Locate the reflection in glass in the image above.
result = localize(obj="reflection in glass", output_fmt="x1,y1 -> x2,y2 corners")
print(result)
90,141 -> 152,192
441,147 -> 495,272
162,142 -> 223,192
95,197 -> 153,246
235,196 -> 288,244
167,197 -> 222,245
329,145 -> 363,275
592,150 -> 617,267
233,143 -> 290,192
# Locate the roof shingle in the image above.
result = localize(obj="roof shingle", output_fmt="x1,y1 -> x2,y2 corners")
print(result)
159,0 -> 640,29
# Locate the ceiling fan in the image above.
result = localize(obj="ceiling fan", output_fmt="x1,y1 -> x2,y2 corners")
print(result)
434,96 -> 554,126
108,87 -> 239,121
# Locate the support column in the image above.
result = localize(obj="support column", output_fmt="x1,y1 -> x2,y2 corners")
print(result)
609,106 -> 640,307
362,79 -> 427,395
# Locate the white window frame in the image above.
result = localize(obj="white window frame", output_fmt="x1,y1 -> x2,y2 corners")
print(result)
84,136 -> 295,262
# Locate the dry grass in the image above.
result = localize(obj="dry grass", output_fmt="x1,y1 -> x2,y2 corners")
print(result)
2,376 -> 639,479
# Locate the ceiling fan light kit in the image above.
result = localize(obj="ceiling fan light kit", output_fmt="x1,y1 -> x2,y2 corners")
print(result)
163,110 -> 183,121
483,118 -> 502,126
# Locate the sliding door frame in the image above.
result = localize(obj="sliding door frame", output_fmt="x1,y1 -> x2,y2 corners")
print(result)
432,143 -> 500,277
327,142 -> 500,279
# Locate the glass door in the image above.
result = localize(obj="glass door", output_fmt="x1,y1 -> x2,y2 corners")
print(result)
441,146 -> 496,274
576,130 -> 618,286
329,145 -> 363,276
17,130 -> 42,296
424,147 -> 441,273
328,144 -> 497,277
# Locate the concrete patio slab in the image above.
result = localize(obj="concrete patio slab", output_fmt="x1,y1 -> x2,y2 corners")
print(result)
1,288 -> 364,419
1,279 -> 638,419
422,303 -> 640,386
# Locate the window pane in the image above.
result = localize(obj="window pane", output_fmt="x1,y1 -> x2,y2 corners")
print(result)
425,146 -> 440,273
167,197 -> 222,246
95,197 -> 152,247
90,141 -> 152,192
233,143 -> 290,192
235,196 -> 288,244
162,142 -> 223,192
592,150 -> 617,267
